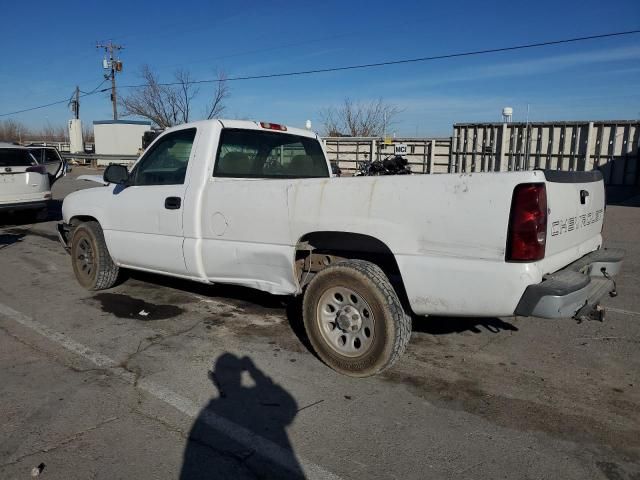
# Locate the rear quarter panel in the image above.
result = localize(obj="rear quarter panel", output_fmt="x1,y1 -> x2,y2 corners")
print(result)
288,171 -> 547,316
288,172 -> 544,259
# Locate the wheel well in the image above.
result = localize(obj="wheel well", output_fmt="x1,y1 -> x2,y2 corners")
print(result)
295,231 -> 412,313
69,215 -> 99,227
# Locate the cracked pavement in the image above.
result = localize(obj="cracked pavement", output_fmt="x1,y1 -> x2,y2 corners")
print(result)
0,169 -> 639,479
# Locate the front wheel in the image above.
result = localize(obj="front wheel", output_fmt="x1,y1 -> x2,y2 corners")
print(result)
70,221 -> 119,290
302,260 -> 411,377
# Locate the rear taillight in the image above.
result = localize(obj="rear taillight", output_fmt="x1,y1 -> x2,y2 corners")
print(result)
507,183 -> 547,262
26,165 -> 47,174
260,121 -> 287,131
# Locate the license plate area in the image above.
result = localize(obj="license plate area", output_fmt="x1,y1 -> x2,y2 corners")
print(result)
0,174 -> 16,183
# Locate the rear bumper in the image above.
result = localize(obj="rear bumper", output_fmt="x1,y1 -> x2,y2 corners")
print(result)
0,200 -> 48,212
515,248 -> 624,318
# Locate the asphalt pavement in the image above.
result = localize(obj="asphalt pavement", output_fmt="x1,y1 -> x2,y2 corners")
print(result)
0,168 -> 639,480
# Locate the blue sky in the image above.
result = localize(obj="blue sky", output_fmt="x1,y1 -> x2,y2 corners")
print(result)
1,0 -> 639,137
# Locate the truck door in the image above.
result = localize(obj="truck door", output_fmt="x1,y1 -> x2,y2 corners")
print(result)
102,127 -> 197,275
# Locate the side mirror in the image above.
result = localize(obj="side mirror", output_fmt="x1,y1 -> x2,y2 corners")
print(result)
103,164 -> 129,185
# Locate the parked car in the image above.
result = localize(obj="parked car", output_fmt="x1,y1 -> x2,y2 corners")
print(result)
27,145 -> 68,185
57,119 -> 624,377
0,143 -> 52,219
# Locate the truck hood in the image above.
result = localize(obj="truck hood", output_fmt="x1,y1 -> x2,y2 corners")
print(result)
77,174 -> 109,185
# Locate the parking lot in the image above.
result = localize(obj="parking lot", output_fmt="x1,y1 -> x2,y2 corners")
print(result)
1,168 -> 639,480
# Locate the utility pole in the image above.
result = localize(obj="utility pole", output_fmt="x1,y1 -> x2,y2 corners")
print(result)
96,41 -> 124,120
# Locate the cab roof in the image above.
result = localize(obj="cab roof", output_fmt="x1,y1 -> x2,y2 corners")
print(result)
164,119 -> 319,140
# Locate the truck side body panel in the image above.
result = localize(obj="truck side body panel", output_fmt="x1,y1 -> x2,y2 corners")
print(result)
61,119 -> 609,319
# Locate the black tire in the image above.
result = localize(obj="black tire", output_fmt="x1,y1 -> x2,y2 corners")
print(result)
302,259 -> 411,377
70,221 -> 119,290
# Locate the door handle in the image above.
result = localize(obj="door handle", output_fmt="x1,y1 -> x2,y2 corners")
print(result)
165,196 -> 181,210
580,190 -> 589,205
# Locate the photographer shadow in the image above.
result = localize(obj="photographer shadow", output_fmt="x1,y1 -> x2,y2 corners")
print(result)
180,353 -> 304,480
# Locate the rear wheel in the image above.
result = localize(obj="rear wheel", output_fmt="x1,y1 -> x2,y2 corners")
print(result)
302,260 -> 411,377
70,221 -> 119,290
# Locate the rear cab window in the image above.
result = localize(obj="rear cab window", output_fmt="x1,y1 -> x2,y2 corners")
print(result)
0,149 -> 36,167
213,129 -> 329,179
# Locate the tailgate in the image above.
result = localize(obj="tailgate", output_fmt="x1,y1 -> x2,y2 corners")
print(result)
0,148 -> 48,198
0,168 -> 48,199
544,170 -> 605,258
0,169 -> 29,196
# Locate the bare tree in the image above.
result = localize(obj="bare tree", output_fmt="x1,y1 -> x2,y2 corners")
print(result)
39,121 -> 67,142
204,71 -> 228,119
82,124 -> 95,143
174,69 -> 198,124
120,66 -> 184,128
0,119 -> 69,143
121,65 -> 229,129
0,119 -> 28,142
319,98 -> 402,137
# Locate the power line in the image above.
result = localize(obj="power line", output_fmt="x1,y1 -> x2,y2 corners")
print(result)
80,78 -> 110,95
1,97 -> 81,117
125,29 -> 639,88
0,87 -> 110,118
2,29 -> 639,118
0,80 -> 110,118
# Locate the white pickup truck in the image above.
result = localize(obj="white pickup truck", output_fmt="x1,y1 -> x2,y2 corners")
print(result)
58,119 -> 624,376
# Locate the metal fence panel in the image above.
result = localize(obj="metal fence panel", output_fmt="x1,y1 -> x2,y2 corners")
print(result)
323,137 -> 452,175
452,121 -> 640,186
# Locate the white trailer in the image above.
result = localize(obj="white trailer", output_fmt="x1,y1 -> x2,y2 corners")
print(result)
93,120 -> 150,165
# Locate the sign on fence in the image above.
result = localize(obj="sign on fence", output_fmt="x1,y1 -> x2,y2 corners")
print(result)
394,144 -> 408,155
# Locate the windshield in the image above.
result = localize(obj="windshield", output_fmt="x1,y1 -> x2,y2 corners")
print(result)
214,129 -> 329,179
0,148 -> 36,167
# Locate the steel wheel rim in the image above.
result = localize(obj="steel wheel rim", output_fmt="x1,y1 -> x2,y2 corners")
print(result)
75,236 -> 95,280
316,286 -> 375,358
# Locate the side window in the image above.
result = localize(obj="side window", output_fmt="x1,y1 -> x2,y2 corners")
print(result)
44,149 -> 60,163
29,149 -> 43,163
131,128 -> 196,186
214,129 -> 329,179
